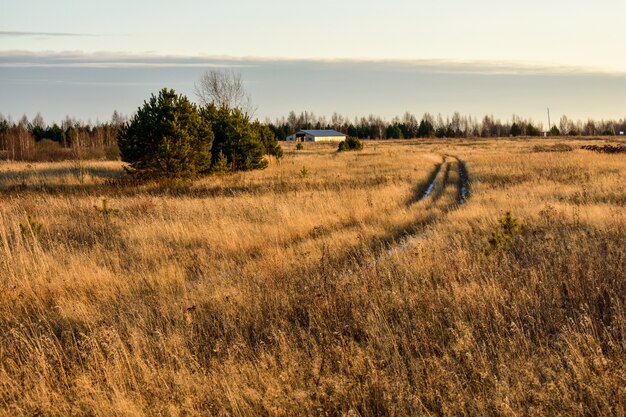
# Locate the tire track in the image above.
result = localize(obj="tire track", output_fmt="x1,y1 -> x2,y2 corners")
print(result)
458,159 -> 470,204
420,159 -> 445,200
361,154 -> 470,268
424,154 -> 469,206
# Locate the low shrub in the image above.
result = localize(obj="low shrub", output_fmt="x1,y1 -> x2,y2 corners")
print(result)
532,143 -> 573,152
94,198 -> 119,218
19,214 -> 43,239
338,136 -> 363,152
485,211 -> 524,253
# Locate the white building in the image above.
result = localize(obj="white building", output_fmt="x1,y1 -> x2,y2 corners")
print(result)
286,129 -> 347,142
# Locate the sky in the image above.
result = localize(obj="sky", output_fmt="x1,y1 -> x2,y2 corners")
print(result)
1,0 -> 625,124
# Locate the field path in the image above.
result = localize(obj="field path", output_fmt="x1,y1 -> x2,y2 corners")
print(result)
344,154 -> 470,272
415,154 -> 469,207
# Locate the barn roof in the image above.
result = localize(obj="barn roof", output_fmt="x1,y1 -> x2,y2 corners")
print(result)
299,129 -> 347,137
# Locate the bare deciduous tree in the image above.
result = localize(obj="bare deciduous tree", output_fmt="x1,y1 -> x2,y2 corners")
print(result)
194,69 -> 256,116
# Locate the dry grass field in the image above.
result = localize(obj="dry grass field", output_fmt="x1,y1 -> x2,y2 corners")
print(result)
0,138 -> 624,416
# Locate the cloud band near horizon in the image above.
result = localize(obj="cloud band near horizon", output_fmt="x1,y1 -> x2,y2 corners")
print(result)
1,51 -> 624,77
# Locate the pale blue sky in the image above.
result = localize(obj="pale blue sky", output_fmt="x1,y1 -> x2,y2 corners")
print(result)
0,1 -> 624,123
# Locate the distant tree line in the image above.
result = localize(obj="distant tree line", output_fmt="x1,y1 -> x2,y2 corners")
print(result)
268,110 -> 626,140
0,112 -> 124,161
1,108 -> 624,162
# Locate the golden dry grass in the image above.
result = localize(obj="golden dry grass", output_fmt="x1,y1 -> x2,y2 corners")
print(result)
0,138 -> 624,416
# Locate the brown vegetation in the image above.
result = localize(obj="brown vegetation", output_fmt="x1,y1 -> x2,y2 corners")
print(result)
581,144 -> 626,154
532,143 -> 573,152
0,138 -> 624,416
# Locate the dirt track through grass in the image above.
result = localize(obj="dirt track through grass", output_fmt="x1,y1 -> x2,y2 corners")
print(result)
373,154 -> 470,263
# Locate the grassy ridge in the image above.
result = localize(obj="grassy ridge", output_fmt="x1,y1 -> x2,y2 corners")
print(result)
0,139 -> 624,416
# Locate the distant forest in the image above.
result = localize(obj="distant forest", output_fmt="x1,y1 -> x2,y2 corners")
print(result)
268,111 -> 626,140
1,110 -> 624,161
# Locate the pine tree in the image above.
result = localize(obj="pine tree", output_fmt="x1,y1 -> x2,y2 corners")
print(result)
117,89 -> 213,179
418,119 -> 435,138
252,121 -> 283,159
211,151 -> 231,175
510,122 -> 522,136
200,104 -> 268,171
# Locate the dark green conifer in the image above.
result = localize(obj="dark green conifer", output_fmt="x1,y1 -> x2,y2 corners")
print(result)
118,88 -> 213,179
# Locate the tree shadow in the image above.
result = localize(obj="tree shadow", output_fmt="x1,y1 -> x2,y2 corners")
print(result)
0,164 -> 125,194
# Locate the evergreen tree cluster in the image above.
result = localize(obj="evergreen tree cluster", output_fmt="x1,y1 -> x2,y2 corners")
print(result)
117,89 -> 282,179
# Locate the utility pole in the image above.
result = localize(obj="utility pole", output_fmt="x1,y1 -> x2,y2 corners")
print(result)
547,107 -> 551,132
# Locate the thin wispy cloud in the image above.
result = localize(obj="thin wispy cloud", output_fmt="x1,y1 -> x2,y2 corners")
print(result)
0,51 -> 624,76
0,51 -> 253,69
0,31 -> 97,38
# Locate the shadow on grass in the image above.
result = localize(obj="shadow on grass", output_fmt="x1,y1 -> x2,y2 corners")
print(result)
0,165 -> 125,192
0,169 -> 394,199
405,162 -> 443,206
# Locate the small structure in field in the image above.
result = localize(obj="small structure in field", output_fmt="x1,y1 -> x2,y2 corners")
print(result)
286,129 -> 347,142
